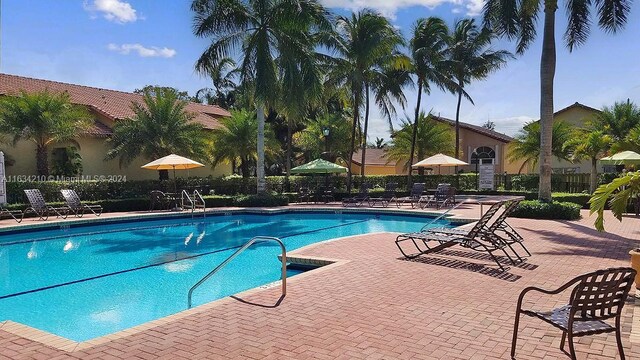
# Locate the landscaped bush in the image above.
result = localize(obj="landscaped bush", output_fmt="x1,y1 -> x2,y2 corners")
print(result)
233,193 -> 289,207
510,200 -> 582,220
550,192 -> 591,208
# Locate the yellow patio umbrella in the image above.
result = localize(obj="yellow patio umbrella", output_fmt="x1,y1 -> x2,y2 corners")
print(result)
412,153 -> 468,174
141,154 -> 205,193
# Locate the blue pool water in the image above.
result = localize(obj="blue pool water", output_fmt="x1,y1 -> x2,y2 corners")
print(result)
0,211 -> 451,341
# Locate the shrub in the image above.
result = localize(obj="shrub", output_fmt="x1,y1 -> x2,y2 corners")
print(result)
510,200 -> 582,220
233,193 -> 289,207
550,193 -> 591,209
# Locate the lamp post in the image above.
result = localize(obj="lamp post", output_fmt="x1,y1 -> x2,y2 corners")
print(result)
322,127 -> 330,160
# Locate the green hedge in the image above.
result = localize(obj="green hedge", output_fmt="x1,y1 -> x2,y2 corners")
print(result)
510,200 -> 582,220
233,194 -> 289,207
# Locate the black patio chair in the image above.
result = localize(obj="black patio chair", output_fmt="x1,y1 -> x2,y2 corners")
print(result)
60,189 -> 103,217
314,186 -> 334,204
149,190 -> 171,211
418,183 -> 451,209
368,182 -> 398,207
395,183 -> 425,209
512,267 -> 636,360
342,183 -> 371,207
297,186 -> 312,204
395,201 -> 517,271
23,189 -> 69,221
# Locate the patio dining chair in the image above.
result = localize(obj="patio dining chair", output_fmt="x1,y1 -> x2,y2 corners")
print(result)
395,183 -> 425,209
511,267 -> 636,360
149,190 -> 171,211
395,201 -> 518,271
297,186 -> 312,204
23,189 -> 69,221
60,189 -> 103,217
369,182 -> 398,207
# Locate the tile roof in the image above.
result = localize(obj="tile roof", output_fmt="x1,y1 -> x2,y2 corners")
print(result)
351,148 -> 392,166
554,102 -> 602,116
84,121 -> 113,137
0,73 -> 230,131
431,115 -> 514,143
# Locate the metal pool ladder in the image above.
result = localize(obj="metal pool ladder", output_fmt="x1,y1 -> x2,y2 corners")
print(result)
181,189 -> 206,218
187,236 -> 287,308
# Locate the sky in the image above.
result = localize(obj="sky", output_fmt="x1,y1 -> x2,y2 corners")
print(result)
2,0 -> 640,142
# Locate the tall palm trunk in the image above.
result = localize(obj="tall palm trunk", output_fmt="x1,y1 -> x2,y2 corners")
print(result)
408,79 -> 423,185
538,2 -> 557,202
285,118 -> 293,192
360,83 -> 370,177
35,143 -> 49,177
346,96 -> 360,193
256,104 -> 267,194
590,157 -> 598,194
241,158 -> 250,178
454,81 -> 463,160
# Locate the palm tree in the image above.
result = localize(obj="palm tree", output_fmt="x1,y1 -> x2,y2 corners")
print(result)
328,10 -> 406,189
194,57 -> 238,108
564,128 -> 612,193
0,90 -> 92,176
370,137 -> 386,149
407,17 -> 453,184
192,0 -> 331,194
593,100 -> 640,143
294,113 -> 352,162
211,110 -> 278,177
484,0 -> 634,202
105,87 -> 209,180
386,112 -> 454,172
590,171 -> 640,231
447,18 -> 512,161
508,120 -> 574,174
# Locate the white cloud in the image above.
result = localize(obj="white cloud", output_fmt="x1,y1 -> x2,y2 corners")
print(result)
107,43 -> 176,58
489,116 -> 536,136
320,0 -> 485,18
83,0 -> 138,23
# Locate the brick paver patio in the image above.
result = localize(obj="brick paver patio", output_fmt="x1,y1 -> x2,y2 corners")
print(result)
0,206 -> 639,359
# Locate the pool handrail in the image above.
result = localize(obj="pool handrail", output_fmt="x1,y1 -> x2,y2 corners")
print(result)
187,236 -> 287,308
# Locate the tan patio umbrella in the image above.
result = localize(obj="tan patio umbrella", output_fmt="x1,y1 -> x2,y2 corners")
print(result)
599,151 -> 640,166
141,154 -> 205,193
412,153 -> 468,174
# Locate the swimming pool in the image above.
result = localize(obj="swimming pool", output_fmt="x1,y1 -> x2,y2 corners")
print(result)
0,211 -> 452,342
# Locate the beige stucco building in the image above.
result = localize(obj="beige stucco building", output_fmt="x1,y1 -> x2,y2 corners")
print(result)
0,73 -> 232,180
350,116 -> 518,175
521,102 -> 602,174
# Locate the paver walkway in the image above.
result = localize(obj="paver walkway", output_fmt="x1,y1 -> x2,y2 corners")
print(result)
0,207 -> 639,359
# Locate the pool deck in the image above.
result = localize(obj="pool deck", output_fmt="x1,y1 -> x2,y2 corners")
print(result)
1,204 -> 640,359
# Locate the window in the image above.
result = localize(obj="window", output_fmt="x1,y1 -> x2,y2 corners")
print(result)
470,146 -> 496,165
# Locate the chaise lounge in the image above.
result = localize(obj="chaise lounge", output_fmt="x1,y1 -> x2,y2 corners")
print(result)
23,189 -> 69,221
61,189 -> 103,217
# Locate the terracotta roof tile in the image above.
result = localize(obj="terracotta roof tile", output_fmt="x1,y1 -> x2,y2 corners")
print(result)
432,116 -> 514,143
0,73 -> 230,130
351,148 -> 391,166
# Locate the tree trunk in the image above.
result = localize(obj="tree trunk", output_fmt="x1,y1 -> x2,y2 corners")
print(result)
158,170 -> 169,181
256,104 -> 267,194
241,158 -> 250,178
538,2 -> 557,202
590,157 -> 598,194
285,117 -> 293,192
409,80 -> 423,186
455,83 -> 463,160
286,118 -> 293,177
347,96 -> 360,193
360,83 -> 370,178
35,143 -> 49,177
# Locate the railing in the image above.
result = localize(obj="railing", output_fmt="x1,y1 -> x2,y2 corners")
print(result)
181,190 -> 193,210
181,190 -> 206,217
193,189 -> 206,218
187,236 -> 287,308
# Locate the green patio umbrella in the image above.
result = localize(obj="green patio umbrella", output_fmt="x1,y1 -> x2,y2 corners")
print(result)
599,151 -> 640,165
290,159 -> 349,174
